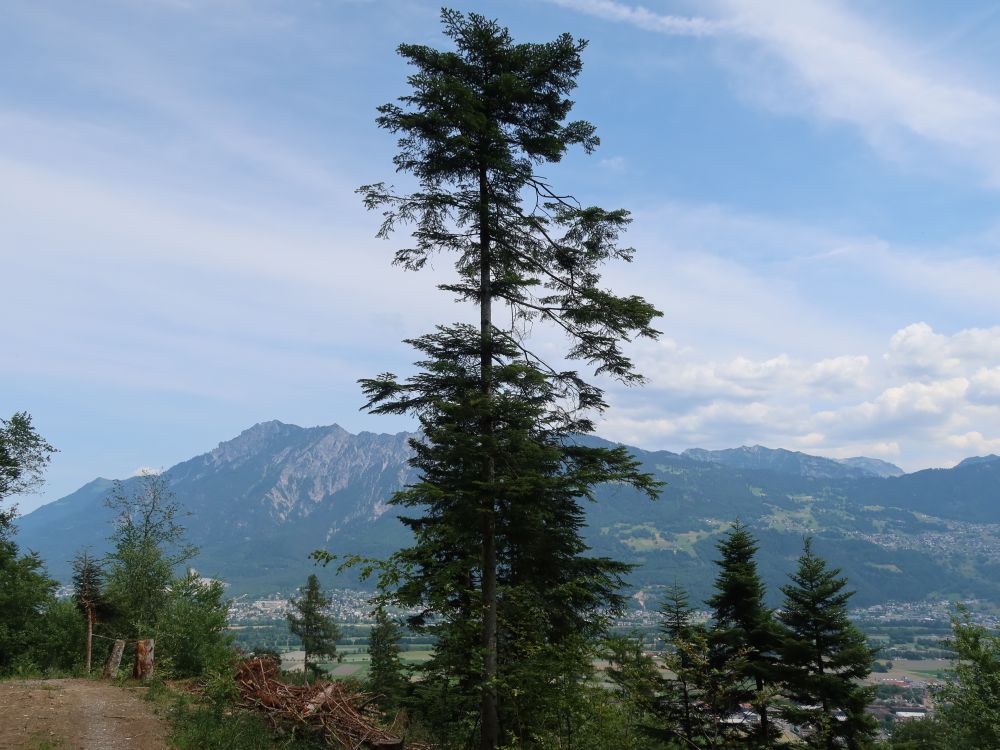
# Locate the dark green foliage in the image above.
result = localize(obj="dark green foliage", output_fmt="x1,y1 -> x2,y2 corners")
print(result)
603,635 -> 662,744
886,718 -> 952,750
0,414 -> 81,675
706,521 -> 781,745
778,538 -> 877,749
884,613 -> 1000,748
0,411 -> 56,503
0,542 -> 80,675
286,574 -> 339,684
0,533 -> 55,671
664,625 -> 754,749
362,330 -> 655,746
105,471 -> 198,639
366,606 -> 407,711
655,584 -> 702,747
25,597 -> 86,675
358,8 -> 661,747
931,609 -> 1000,748
158,571 -> 234,678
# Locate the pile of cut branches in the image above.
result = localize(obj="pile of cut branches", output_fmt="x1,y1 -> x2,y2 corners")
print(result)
234,657 -> 426,749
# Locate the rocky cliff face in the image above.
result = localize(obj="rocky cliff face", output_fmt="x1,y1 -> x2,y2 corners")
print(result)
17,421 -> 416,592
169,421 -> 413,526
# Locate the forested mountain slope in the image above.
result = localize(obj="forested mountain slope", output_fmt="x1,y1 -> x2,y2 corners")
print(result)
17,422 -> 1000,605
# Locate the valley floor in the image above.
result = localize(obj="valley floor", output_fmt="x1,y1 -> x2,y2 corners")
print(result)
0,678 -> 169,750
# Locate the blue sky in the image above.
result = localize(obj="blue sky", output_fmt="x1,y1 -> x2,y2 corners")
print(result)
5,0 -> 1000,512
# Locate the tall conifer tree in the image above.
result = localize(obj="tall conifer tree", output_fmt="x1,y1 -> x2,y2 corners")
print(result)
778,539 -> 877,749
706,522 -> 780,746
358,10 -> 662,748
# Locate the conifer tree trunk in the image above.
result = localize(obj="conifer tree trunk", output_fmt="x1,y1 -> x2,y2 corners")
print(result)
478,160 -> 499,750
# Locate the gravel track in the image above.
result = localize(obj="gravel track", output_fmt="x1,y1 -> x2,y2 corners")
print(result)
0,678 -> 170,749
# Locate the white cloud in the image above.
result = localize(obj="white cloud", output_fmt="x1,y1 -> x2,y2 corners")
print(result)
553,0 -> 1000,184
886,323 -> 1000,378
945,431 -> 1000,455
969,367 -> 1000,405
601,323 -> 1000,470
546,0 -> 731,37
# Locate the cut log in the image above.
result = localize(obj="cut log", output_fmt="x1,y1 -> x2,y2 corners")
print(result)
103,639 -> 125,679
133,638 -> 155,681
305,684 -> 338,715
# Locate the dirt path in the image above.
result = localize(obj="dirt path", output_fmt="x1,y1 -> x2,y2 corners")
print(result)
0,679 -> 171,750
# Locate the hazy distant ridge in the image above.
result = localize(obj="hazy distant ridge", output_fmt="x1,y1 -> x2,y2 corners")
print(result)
17,422 -> 1000,605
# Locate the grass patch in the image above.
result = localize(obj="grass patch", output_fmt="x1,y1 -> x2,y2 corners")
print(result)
614,521 -> 729,555
145,680 -> 324,750
22,732 -> 64,750
866,563 -> 903,573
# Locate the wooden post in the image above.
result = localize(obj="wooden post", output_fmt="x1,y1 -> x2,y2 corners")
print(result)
103,639 -> 125,679
133,639 -> 155,681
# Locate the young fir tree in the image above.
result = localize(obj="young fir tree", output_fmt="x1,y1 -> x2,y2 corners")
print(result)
357,10 -> 662,747
603,635 -> 662,746
656,583 -> 699,746
71,550 -> 110,673
706,521 -> 781,747
287,573 -> 340,685
367,605 -> 407,710
778,539 -> 877,750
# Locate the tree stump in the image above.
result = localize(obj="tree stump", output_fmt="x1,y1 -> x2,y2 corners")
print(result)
133,639 -> 155,681
103,639 -> 125,679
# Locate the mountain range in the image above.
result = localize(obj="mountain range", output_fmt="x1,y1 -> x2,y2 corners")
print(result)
15,421 -> 1000,607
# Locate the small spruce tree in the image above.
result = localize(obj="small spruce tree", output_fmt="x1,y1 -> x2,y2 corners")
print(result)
778,538 -> 877,749
287,574 -> 339,684
367,605 -> 407,710
657,583 -> 699,746
706,521 -> 781,746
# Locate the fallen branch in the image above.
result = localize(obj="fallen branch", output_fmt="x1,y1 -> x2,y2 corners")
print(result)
233,657 -> 429,750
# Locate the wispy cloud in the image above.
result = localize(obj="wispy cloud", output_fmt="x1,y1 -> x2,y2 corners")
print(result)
546,0 -> 732,37
552,0 -> 1000,184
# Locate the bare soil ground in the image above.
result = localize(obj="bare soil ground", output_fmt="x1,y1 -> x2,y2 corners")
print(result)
0,678 -> 170,750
